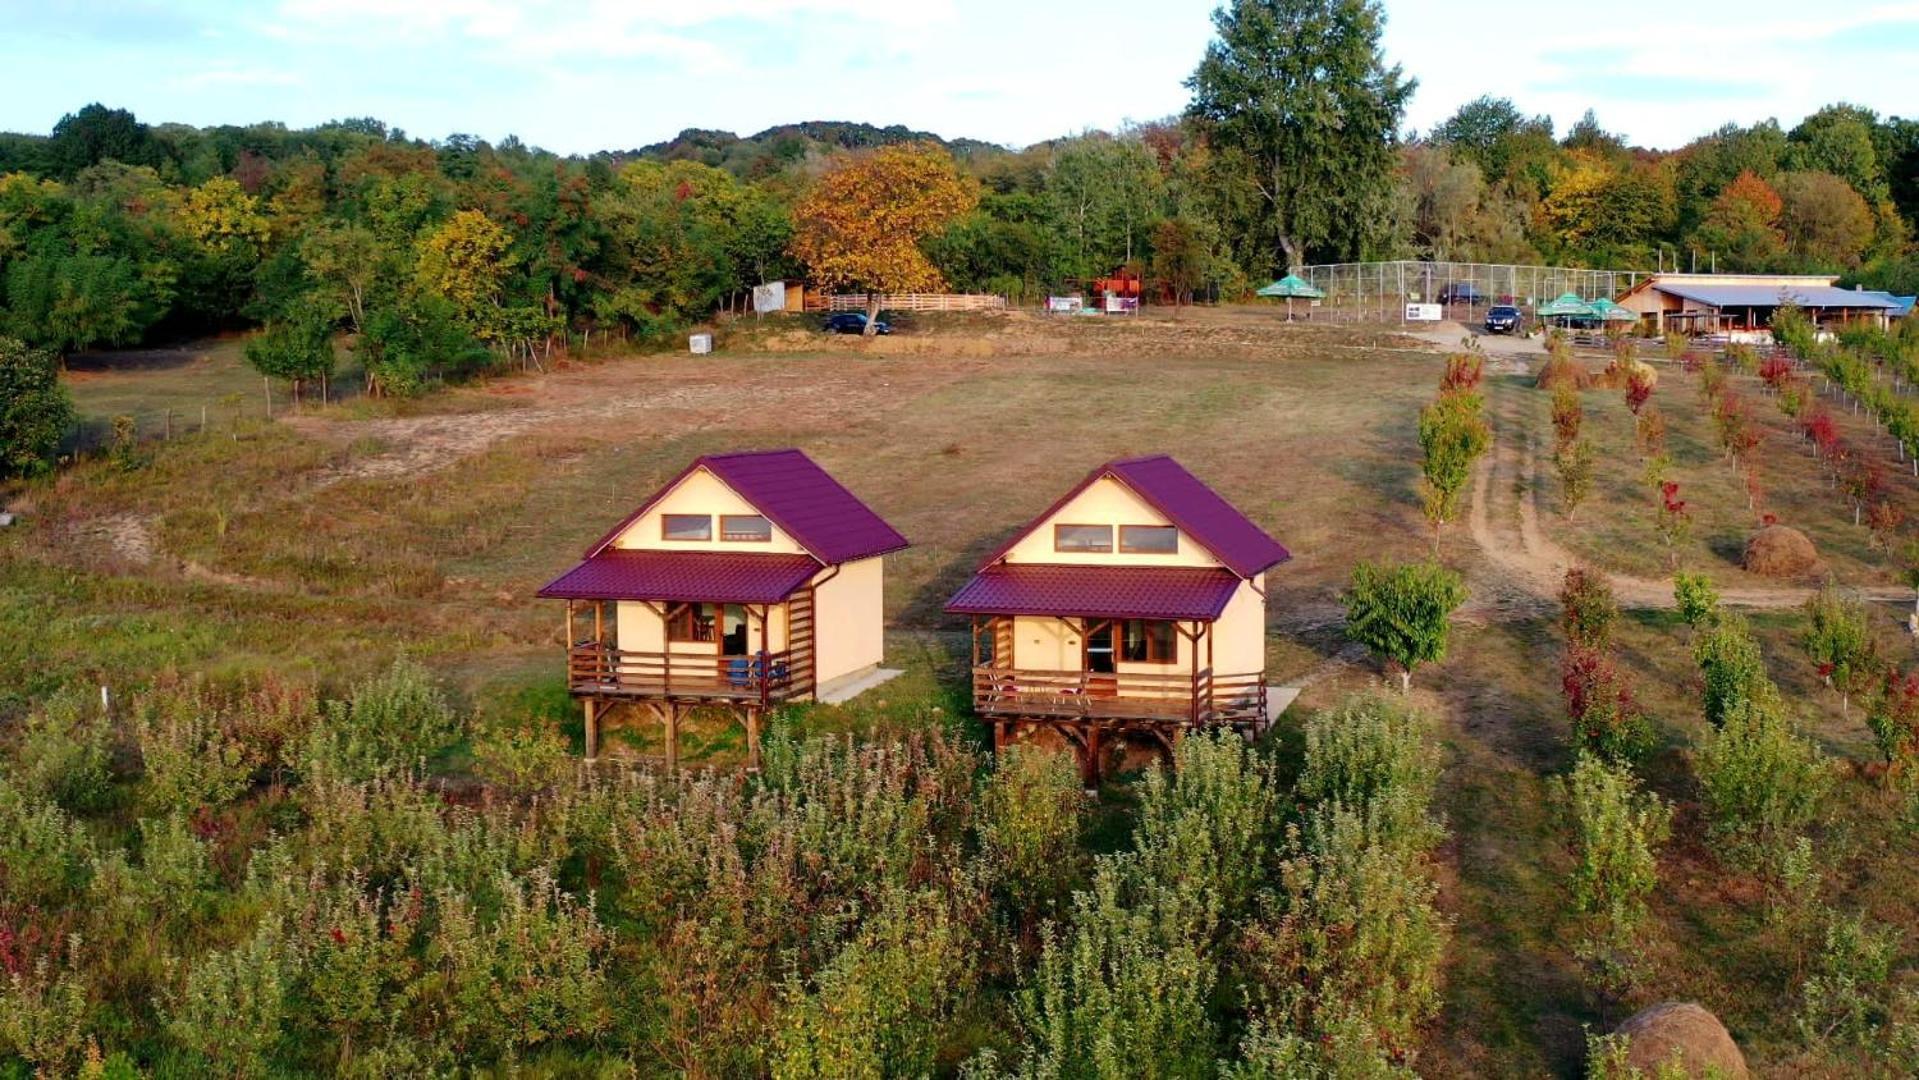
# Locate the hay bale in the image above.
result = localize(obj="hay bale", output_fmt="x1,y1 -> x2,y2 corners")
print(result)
1535,354 -> 1590,391
1613,1002 -> 1748,1078
1742,525 -> 1819,578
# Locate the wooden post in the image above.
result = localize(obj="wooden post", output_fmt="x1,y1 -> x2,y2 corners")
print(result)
1083,724 -> 1101,790
665,705 -> 680,773
745,708 -> 762,773
757,605 -> 770,703
583,698 -> 599,760
565,600 -> 576,647
593,601 -> 603,643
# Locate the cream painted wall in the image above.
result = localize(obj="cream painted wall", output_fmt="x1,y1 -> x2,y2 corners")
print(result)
611,467 -> 808,555
612,600 -> 788,656
812,555 -> 885,685
1003,476 -> 1220,569
1211,575 -> 1266,676
1004,579 -> 1266,683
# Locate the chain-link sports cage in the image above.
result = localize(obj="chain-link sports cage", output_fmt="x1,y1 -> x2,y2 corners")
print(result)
1293,261 -> 1652,325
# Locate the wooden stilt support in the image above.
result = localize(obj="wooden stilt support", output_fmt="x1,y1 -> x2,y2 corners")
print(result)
1081,724 -> 1102,790
583,698 -> 599,761
665,705 -> 680,773
745,707 -> 762,773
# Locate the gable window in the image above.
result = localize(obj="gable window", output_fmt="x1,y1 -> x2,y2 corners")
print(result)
1053,524 -> 1114,553
1119,525 -> 1179,554
662,514 -> 712,542
721,514 -> 772,542
1120,619 -> 1177,664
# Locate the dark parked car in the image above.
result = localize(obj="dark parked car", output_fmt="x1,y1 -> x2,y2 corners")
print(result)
1438,282 -> 1484,304
823,312 -> 891,335
1483,305 -> 1522,334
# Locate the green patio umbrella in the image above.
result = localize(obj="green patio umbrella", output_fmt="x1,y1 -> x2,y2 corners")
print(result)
1589,297 -> 1638,323
1536,292 -> 1596,327
1257,274 -> 1325,320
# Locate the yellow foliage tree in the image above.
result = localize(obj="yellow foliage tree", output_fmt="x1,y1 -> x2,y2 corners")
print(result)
1539,152 -> 1612,250
789,143 -> 977,334
415,209 -> 515,336
176,176 -> 270,256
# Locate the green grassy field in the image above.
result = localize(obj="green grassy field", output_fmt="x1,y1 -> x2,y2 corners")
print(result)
8,310 -> 1919,1076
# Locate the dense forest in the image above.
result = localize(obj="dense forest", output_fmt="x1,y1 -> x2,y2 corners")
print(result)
0,10 -> 1915,391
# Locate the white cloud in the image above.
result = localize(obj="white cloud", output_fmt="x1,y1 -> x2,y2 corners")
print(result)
1387,0 -> 1919,147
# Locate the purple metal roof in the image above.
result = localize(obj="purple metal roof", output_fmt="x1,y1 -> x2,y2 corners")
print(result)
537,550 -> 822,603
1105,456 -> 1291,578
976,455 -> 1290,579
584,449 -> 908,565
945,564 -> 1243,621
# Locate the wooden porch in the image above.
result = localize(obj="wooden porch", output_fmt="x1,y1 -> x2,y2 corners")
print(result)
563,593 -> 817,769
971,666 -> 1266,727
966,614 -> 1268,786
566,644 -> 811,702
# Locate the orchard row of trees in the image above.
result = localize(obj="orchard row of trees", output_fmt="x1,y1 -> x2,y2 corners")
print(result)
0,657 -> 1456,1076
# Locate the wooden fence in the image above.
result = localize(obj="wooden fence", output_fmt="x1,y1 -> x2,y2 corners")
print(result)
819,293 -> 1008,314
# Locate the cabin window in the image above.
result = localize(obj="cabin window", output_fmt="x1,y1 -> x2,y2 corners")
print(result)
662,514 -> 712,542
721,514 -> 772,542
666,603 -> 717,643
666,603 -> 751,652
1119,525 -> 1179,554
1121,620 -> 1177,664
1053,523 -> 1113,553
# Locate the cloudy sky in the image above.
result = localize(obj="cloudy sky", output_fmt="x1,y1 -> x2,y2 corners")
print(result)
3,0 -> 1918,153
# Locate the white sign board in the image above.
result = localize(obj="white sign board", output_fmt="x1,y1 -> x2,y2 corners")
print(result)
688,333 -> 713,355
1405,303 -> 1443,322
752,281 -> 786,314
1047,296 -> 1083,314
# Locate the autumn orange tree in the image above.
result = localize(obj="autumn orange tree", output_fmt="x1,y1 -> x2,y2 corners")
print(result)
789,143 -> 978,335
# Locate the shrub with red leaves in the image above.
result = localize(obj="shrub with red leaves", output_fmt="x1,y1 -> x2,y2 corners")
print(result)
1868,667 -> 1919,768
1562,643 -> 1652,763
1802,409 -> 1841,459
1842,457 -> 1888,525
1712,392 -> 1763,464
1625,370 -> 1654,416
1758,355 -> 1795,389
1656,481 -> 1691,567
1560,568 -> 1619,649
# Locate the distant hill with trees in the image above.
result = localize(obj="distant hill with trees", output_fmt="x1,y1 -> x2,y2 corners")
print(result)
0,0 -> 1915,414
625,121 -> 1005,177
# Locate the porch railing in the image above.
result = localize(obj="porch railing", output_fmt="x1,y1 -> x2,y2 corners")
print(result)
971,666 -> 1267,727
568,644 -> 801,704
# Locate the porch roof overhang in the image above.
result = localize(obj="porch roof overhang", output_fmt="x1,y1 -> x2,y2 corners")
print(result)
944,564 -> 1241,622
537,550 -> 822,604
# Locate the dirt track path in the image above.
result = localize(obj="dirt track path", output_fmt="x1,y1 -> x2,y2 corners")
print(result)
1466,398 -> 1908,611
